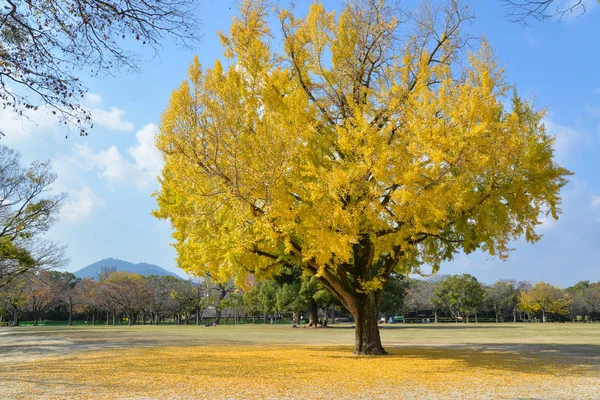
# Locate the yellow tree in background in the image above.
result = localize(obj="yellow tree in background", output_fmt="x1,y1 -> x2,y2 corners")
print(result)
520,282 -> 571,323
154,0 -> 570,354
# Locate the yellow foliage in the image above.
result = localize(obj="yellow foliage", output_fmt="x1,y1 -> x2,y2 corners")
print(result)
153,0 -> 570,317
520,282 -> 572,318
3,344 -> 597,399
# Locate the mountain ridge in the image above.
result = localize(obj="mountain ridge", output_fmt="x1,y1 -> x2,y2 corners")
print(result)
73,258 -> 182,279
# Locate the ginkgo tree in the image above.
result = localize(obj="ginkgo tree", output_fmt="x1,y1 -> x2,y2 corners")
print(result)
154,0 -> 570,354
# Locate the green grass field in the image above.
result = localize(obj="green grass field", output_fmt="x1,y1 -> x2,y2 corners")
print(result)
1,323 -> 599,399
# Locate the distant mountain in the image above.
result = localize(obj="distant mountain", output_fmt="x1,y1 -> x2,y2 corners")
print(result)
73,258 -> 182,279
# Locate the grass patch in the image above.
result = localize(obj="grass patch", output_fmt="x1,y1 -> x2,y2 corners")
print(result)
1,324 -> 599,399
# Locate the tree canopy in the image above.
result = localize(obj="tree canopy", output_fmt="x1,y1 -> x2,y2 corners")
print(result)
154,0 -> 570,354
520,281 -> 571,322
432,274 -> 484,322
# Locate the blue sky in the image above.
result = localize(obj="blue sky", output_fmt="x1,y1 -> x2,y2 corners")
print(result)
1,0 -> 599,287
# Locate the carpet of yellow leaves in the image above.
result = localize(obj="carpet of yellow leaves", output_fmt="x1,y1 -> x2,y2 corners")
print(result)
4,344 -> 599,399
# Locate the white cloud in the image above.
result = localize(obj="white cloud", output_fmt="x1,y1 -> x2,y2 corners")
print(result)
88,106 -> 134,132
93,145 -> 139,186
543,117 -> 587,163
0,106 -> 60,144
68,124 -> 163,191
0,94 -> 134,147
591,196 -> 600,208
128,123 -> 163,179
60,186 -> 106,224
84,93 -> 103,108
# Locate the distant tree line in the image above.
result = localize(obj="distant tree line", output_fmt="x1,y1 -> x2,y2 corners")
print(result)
1,271 -> 211,326
1,269 -> 599,326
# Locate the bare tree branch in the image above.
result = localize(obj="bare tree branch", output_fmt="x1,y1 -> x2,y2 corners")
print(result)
0,0 -> 202,136
501,0 -> 591,23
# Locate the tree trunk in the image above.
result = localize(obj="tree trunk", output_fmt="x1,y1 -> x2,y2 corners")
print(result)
68,302 -> 73,326
215,307 -> 222,324
308,300 -> 319,327
92,311 -> 96,326
12,307 -> 19,326
513,311 -> 517,323
542,309 -> 546,323
352,292 -> 385,355
475,313 -> 478,323
495,311 -> 499,323
331,306 -> 336,324
434,310 -> 438,323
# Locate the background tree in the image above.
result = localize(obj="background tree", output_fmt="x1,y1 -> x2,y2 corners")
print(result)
102,272 -> 152,325
191,279 -> 209,325
404,278 -> 440,322
0,146 -> 68,288
146,275 -> 177,325
276,280 -> 304,324
221,292 -> 244,324
74,278 -> 102,325
565,281 -> 595,322
206,280 -> 235,325
585,282 -> 600,317
0,273 -> 29,325
242,282 -> 263,324
486,280 -> 518,322
433,274 -> 484,323
519,282 -> 571,323
0,0 -> 200,135
25,271 -> 55,326
258,279 -> 278,324
155,0 -> 570,354
380,275 -> 409,322
167,279 -> 193,324
514,281 -> 532,321
297,277 -> 326,327
50,272 -> 79,326
312,280 -> 336,325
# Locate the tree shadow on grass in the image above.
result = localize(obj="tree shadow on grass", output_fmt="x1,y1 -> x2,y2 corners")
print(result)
311,343 -> 600,377
0,335 -> 259,361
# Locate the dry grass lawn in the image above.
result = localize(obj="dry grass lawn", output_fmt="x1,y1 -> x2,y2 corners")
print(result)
1,323 -> 598,399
